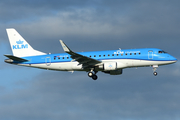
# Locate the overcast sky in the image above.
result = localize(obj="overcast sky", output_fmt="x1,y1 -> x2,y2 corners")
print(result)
0,0 -> 180,120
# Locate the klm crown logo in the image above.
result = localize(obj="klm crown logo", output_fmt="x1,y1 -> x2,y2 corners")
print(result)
13,40 -> 28,49
16,40 -> 24,44
109,64 -> 113,68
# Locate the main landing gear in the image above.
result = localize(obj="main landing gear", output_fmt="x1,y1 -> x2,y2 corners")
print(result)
88,69 -> 98,80
153,65 -> 158,76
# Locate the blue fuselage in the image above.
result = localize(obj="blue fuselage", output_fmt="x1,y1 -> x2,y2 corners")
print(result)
19,48 -> 177,65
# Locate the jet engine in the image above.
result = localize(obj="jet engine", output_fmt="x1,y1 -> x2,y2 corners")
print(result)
97,62 -> 125,75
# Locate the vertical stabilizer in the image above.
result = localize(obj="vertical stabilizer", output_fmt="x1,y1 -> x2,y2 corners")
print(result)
6,28 -> 46,57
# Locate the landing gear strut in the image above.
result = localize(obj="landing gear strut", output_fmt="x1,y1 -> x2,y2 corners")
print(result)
88,69 -> 98,80
153,65 -> 158,76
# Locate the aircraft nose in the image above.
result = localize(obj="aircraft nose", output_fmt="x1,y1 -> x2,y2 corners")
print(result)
174,58 -> 177,62
171,56 -> 177,63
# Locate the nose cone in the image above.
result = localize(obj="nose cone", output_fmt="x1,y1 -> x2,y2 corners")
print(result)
170,56 -> 177,63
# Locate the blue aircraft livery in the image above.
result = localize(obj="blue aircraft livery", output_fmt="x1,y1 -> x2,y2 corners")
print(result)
4,28 -> 177,80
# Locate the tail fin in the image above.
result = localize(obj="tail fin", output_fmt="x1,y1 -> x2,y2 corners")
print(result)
6,28 -> 46,57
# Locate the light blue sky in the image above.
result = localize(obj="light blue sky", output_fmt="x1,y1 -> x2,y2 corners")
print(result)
0,0 -> 180,120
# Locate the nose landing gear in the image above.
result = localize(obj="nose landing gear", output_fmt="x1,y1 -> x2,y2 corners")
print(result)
153,65 -> 158,76
153,71 -> 158,76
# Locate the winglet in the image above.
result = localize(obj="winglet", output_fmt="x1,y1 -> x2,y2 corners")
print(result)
59,40 -> 71,53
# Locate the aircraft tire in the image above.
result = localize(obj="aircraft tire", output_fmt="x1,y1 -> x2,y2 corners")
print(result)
88,72 -> 93,77
92,74 -> 98,80
153,72 -> 158,76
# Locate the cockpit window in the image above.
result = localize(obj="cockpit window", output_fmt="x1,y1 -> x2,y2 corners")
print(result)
158,50 -> 167,54
158,51 -> 162,54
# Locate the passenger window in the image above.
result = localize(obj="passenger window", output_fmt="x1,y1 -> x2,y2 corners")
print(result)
121,54 -> 123,56
63,57 -> 64,59
112,54 -> 114,56
139,53 -> 141,55
58,57 -> 60,59
103,55 -> 105,57
108,54 -> 110,56
67,57 -> 69,59
99,55 -> 101,57
90,55 -> 91,57
134,53 -> 136,55
117,54 -> 119,56
125,53 -> 127,55
94,55 -> 96,57
130,53 -> 132,55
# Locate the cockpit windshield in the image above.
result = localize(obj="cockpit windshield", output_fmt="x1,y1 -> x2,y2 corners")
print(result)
158,50 -> 167,54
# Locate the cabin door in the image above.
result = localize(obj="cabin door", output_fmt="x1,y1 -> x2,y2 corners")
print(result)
45,57 -> 51,66
148,51 -> 153,59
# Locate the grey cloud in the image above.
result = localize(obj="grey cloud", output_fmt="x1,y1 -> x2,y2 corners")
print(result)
0,0 -> 99,23
1,0 -> 179,53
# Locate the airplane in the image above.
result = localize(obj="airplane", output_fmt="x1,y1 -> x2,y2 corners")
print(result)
4,28 -> 177,80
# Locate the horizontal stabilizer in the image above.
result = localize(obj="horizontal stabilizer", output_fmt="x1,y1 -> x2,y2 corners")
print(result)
4,54 -> 28,62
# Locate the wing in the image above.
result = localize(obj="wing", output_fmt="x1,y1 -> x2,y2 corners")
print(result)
59,40 -> 101,68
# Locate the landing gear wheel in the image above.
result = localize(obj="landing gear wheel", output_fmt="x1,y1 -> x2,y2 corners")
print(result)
88,72 -> 93,77
92,74 -> 98,80
153,72 -> 158,76
88,69 -> 98,80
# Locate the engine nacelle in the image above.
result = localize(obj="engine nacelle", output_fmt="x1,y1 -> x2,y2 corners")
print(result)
103,62 -> 117,71
96,62 -> 126,75
103,69 -> 123,75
